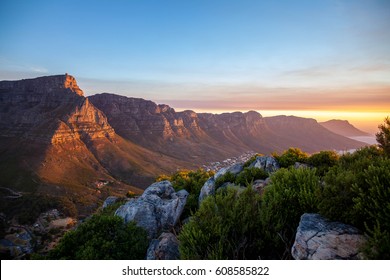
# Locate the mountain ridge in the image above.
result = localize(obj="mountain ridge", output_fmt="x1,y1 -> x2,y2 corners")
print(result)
319,119 -> 371,137
0,74 -> 369,219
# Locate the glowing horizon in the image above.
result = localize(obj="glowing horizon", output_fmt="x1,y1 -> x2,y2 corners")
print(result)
169,107 -> 385,135
0,0 -> 389,135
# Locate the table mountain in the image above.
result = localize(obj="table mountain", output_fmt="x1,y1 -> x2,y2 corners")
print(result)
90,93 -> 365,164
0,74 -> 367,218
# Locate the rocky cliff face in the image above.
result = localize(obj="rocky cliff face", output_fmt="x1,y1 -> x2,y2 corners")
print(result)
0,74 -> 114,143
90,93 -> 366,163
89,93 -> 204,142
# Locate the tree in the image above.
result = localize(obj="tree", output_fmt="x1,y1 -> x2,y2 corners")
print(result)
376,116 -> 390,156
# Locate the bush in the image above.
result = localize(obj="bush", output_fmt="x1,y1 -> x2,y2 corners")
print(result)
261,167 -> 320,259
376,116 -> 390,156
156,169 -> 214,218
47,215 -> 148,259
179,187 -> 263,259
273,148 -> 308,168
235,167 -> 268,186
351,157 -> 390,259
318,146 -> 384,225
318,146 -> 389,259
215,167 -> 268,189
307,150 -> 339,177
214,171 -> 236,188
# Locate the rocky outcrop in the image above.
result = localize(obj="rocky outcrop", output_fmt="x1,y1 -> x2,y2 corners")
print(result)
89,93 -> 203,141
291,213 -> 367,260
198,163 -> 244,204
146,232 -> 180,260
249,156 -> 279,173
0,74 -> 115,143
198,178 -> 216,205
199,157 -> 280,204
115,181 -> 188,238
0,74 -> 84,96
102,196 -> 118,208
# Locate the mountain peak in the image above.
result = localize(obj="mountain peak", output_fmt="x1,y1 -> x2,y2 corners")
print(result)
0,73 -> 84,96
320,119 -> 370,137
63,73 -> 84,96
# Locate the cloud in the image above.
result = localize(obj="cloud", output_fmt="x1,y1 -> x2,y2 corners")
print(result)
0,57 -> 48,79
29,66 -> 48,73
158,84 -> 390,112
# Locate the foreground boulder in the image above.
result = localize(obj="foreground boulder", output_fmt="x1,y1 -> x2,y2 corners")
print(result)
146,232 -> 180,260
115,181 -> 188,239
292,213 -> 367,260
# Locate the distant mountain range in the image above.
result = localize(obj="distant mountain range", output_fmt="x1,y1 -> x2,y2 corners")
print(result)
319,119 -> 371,137
0,74 -> 368,215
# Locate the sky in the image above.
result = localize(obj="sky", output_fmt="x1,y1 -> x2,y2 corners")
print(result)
0,0 -> 389,134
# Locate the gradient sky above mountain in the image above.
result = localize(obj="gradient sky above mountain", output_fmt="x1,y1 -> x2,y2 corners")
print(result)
0,0 -> 389,133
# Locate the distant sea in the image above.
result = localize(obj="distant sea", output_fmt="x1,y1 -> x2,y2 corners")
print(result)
349,135 -> 377,145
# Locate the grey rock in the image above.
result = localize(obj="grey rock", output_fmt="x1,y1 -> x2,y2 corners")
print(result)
214,163 -> 244,180
198,177 -> 215,205
115,181 -> 188,239
199,163 -> 244,205
249,156 -> 279,173
102,196 -> 118,208
294,162 -> 310,169
146,232 -> 180,260
292,213 -> 367,260
251,179 -> 269,195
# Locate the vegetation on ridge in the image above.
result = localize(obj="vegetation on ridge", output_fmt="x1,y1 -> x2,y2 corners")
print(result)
21,117 -> 390,260
178,117 -> 390,259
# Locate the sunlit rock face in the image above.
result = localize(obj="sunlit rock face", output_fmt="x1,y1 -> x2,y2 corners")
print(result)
0,74 -> 115,143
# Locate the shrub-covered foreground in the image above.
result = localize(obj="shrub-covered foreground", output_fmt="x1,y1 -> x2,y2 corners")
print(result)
178,145 -> 390,259
46,214 -> 148,260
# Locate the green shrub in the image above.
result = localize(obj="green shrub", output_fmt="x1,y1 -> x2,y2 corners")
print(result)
307,150 -> 339,176
215,167 -> 268,189
156,169 -> 214,218
376,116 -> 390,156
318,146 -> 384,225
351,157 -> 390,259
179,187 -> 263,260
273,148 -> 308,168
235,167 -> 268,187
261,167 -> 320,259
215,171 -> 236,188
317,146 -> 389,259
47,215 -> 148,259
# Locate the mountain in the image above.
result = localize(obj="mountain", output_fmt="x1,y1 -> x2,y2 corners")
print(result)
89,93 -> 366,159
0,75 -> 190,219
264,116 -> 367,151
0,74 -> 367,220
319,120 -> 371,137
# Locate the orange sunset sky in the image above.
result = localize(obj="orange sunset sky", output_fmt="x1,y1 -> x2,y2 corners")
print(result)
1,0 -> 389,134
